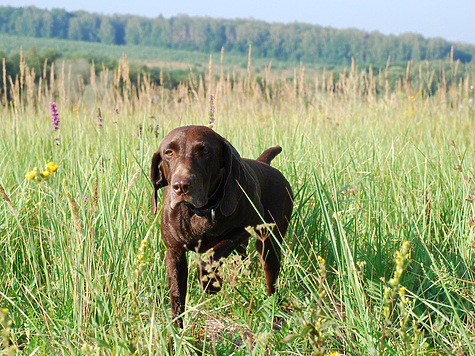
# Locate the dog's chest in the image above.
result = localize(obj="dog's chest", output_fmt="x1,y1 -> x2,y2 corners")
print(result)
167,208 -> 216,246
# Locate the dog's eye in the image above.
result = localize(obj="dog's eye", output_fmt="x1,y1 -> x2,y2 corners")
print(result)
165,150 -> 173,156
202,147 -> 209,154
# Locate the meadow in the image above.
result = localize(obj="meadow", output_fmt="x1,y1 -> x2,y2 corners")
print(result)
0,51 -> 475,355
0,34 -> 299,76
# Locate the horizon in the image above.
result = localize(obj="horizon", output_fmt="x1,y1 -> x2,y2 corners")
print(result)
0,0 -> 474,46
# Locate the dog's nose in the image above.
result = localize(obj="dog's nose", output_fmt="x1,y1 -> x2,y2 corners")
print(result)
172,177 -> 192,195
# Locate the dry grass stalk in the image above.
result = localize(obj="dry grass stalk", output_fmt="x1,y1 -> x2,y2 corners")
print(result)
59,60 -> 66,107
90,59 -> 96,100
0,46 -> 473,115
292,68 -> 298,99
247,44 -> 252,93
299,63 -> 305,98
464,74 -> 470,97
49,61 -> 55,98
126,167 -> 142,195
322,67 -> 326,92
0,185 -> 24,238
191,309 -> 249,344
2,58 -> 5,106
37,76 -> 42,105
66,191 -> 83,238
198,74 -> 205,101
207,53 -> 213,96
19,46 -> 24,90
404,60 -> 412,94
8,75 -> 19,108
67,63 -> 72,104
91,179 -> 98,216
26,67 -> 35,107
42,58 -> 48,100
0,185 -> 17,218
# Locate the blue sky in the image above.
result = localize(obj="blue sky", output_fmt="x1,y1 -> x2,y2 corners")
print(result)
1,0 -> 474,45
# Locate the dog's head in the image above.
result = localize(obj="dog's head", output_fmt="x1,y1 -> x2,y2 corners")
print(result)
151,125 -> 246,216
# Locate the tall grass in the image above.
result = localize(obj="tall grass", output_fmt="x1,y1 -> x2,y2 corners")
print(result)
1,49 -> 475,355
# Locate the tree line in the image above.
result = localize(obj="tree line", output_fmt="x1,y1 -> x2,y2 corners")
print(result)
1,6 -> 474,66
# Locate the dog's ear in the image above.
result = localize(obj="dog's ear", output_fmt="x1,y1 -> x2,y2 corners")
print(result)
150,150 -> 168,215
220,139 -> 247,216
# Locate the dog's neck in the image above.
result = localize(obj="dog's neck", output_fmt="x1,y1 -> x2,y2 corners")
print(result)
184,167 -> 226,221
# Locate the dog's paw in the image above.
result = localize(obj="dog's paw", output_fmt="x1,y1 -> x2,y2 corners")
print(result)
200,275 -> 222,294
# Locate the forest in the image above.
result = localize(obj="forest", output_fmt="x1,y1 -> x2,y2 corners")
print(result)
0,5 -> 474,67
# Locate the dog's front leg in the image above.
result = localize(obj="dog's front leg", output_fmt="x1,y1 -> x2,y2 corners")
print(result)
165,247 -> 188,328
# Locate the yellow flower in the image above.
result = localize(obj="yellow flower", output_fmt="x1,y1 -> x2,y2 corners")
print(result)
399,286 -> 407,299
26,162 -> 59,181
46,162 -> 59,172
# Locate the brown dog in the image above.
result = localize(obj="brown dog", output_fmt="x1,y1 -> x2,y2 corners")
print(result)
151,125 -> 293,327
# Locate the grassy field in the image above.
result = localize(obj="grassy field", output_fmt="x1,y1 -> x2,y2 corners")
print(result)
0,52 -> 475,355
0,34 -> 304,75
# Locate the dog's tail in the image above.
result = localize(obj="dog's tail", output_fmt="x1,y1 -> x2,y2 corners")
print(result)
256,146 -> 282,165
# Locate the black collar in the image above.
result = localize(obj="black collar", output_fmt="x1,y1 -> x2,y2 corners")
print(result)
185,168 -> 226,221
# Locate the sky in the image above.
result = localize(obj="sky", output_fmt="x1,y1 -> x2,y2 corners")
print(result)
1,0 -> 474,45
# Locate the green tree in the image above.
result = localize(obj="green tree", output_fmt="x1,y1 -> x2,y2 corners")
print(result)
68,12 -> 101,42
98,17 -> 115,44
50,8 -> 72,39
0,5 -> 473,66
14,7 -> 40,37
124,16 -> 151,45
150,15 -> 172,47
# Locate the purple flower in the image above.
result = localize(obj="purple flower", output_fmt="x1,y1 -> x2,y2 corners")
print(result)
112,108 -> 119,123
99,157 -> 105,173
342,187 -> 357,195
148,123 -> 159,138
50,102 -> 61,144
50,102 -> 60,131
208,94 -> 215,128
135,124 -> 143,139
96,107 -> 103,128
